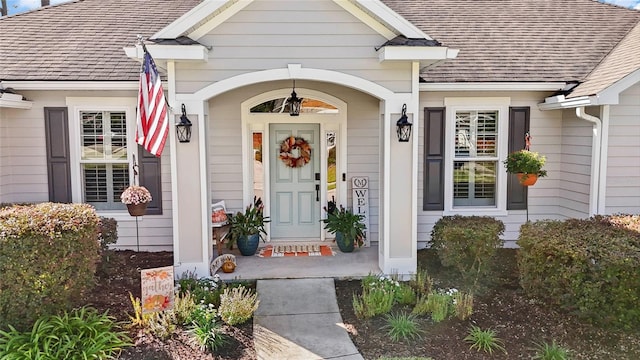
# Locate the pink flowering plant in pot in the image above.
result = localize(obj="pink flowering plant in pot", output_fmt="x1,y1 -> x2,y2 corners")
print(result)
120,185 -> 152,205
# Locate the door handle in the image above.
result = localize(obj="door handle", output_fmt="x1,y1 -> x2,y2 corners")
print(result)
315,184 -> 320,201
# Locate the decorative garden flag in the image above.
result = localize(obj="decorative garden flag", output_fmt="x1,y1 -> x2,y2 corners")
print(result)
141,266 -> 174,313
136,47 -> 169,157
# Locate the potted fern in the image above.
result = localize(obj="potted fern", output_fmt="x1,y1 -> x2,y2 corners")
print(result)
503,150 -> 548,186
322,205 -> 366,252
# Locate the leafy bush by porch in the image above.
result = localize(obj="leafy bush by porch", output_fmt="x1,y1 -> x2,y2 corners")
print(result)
429,215 -> 505,292
0,203 -> 101,331
517,215 -> 640,329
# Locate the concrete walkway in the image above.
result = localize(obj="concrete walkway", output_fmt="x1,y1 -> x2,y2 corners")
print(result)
254,278 -> 363,360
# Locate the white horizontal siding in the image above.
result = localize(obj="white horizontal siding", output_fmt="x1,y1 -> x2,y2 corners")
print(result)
417,91 -> 564,248
605,83 -> 640,214
0,90 -> 174,251
558,110 -> 592,219
175,0 -> 411,94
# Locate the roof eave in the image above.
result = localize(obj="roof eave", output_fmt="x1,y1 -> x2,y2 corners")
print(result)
379,46 -> 458,67
538,94 -> 597,110
123,44 -> 209,63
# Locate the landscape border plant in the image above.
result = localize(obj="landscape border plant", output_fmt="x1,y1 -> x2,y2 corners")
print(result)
218,285 -> 260,326
0,306 -> 130,359
429,215 -> 505,292
517,215 -> 640,328
531,340 -> 570,360
353,274 -> 399,319
464,325 -> 506,355
0,203 -> 101,331
381,312 -> 423,343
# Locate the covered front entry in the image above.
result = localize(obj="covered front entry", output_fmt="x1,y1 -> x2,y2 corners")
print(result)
269,123 -> 321,239
242,88 -> 348,243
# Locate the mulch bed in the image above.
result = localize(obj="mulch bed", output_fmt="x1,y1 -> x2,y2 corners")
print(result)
84,249 -> 640,360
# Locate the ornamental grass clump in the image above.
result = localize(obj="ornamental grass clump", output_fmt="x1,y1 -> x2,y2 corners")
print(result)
218,285 -> 259,325
0,203 -> 100,331
189,304 -> 226,352
382,312 -> 423,343
464,325 -> 506,355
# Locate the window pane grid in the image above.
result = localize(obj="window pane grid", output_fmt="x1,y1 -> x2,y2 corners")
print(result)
453,109 -> 499,207
79,110 -> 130,211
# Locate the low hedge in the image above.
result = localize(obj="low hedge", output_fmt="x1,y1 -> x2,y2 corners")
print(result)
517,215 -> 640,329
429,215 -> 505,292
0,203 -> 101,331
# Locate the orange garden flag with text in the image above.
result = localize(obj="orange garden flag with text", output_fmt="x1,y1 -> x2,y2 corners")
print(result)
136,47 -> 168,157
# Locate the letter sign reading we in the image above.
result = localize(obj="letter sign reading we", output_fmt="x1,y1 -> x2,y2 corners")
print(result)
352,177 -> 370,247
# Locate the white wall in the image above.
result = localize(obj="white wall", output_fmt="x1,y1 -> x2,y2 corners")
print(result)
606,82 -> 640,214
207,80 -> 381,242
558,109 -> 592,219
0,90 -> 174,251
175,0 -> 411,94
418,91 -> 563,247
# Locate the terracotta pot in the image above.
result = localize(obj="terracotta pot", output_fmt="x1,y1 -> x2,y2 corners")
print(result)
126,202 -> 148,216
517,173 -> 538,186
221,259 -> 236,273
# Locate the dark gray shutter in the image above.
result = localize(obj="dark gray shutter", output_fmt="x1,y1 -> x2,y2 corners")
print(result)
44,107 -> 72,203
423,107 -> 445,210
507,107 -> 530,210
138,146 -> 162,215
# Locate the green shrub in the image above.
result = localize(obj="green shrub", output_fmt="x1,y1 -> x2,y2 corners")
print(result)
218,285 -> 259,325
394,284 -> 417,306
429,215 -> 504,291
0,203 -> 101,331
0,306 -> 130,359
517,215 -> 640,328
98,216 -> 118,253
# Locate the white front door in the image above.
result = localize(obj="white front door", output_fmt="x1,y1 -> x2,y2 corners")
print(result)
269,123 -> 321,239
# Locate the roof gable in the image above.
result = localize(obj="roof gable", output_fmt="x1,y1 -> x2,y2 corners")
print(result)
154,0 -> 433,42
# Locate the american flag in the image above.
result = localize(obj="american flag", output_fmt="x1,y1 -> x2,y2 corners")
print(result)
136,48 -> 169,157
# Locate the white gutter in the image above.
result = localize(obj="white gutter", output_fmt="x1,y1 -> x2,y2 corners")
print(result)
1,81 -> 139,91
575,107 -> 603,216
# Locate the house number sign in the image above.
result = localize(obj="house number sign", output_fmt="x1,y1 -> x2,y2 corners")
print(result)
352,176 -> 370,247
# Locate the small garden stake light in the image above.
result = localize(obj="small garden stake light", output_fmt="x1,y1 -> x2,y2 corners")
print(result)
288,81 -> 302,116
176,103 -> 192,143
396,104 -> 412,142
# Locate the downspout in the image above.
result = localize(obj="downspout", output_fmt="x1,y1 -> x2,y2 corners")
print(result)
575,107 -> 601,216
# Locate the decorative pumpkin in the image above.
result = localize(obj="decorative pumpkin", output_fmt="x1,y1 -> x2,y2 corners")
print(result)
221,259 -> 236,273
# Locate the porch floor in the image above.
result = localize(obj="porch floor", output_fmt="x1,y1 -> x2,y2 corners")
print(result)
215,244 -> 380,281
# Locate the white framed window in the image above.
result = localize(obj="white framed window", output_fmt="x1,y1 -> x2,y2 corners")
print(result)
444,98 -> 510,215
66,98 -> 137,212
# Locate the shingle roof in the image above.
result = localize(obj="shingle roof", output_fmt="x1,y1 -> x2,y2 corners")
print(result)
568,21 -> 640,98
1,0 -> 639,85
382,0 -> 640,83
0,0 -> 201,81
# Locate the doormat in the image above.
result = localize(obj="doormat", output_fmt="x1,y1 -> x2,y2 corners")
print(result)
258,244 -> 335,258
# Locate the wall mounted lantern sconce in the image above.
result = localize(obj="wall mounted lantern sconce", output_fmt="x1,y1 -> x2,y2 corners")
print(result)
396,104 -> 412,142
288,80 -> 302,116
176,103 -> 192,143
